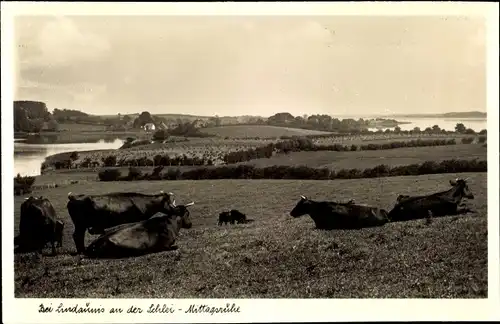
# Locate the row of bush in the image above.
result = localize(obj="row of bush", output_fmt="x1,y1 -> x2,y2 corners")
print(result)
98,158 -> 487,182
96,137 -> 461,168
14,174 -> 36,196
99,154 -> 214,168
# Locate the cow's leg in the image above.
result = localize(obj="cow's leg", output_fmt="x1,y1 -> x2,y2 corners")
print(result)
426,210 -> 433,224
72,227 -> 86,254
51,240 -> 57,256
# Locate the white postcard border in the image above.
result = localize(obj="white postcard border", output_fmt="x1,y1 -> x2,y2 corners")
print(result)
2,2 -> 499,323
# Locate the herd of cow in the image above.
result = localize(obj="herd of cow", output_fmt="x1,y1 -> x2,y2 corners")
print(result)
14,177 -> 475,259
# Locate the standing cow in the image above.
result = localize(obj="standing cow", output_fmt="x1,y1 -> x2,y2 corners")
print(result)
388,178 -> 475,222
289,195 -> 390,230
15,196 -> 64,255
84,202 -> 194,258
67,190 -> 176,254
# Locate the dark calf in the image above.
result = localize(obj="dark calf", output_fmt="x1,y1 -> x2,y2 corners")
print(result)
230,209 -> 247,224
218,211 -> 232,226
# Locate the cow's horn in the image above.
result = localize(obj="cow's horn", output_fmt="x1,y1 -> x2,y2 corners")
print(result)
172,200 -> 176,207
300,195 -> 306,200
24,197 -> 30,200
185,202 -> 195,207
68,192 -> 73,197
159,190 -> 164,194
168,192 -> 174,196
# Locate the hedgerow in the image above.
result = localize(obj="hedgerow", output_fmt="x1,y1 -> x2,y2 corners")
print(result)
97,158 -> 487,182
461,137 -> 475,144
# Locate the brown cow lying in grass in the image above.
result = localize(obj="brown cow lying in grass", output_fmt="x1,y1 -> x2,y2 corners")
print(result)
84,203 -> 194,259
289,195 -> 389,230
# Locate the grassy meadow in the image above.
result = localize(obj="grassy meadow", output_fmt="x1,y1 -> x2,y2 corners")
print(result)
202,125 -> 334,138
14,172 -> 487,298
13,124 -> 489,298
242,143 -> 486,170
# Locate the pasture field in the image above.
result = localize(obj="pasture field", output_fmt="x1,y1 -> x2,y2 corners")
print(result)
14,172 -> 487,298
202,125 -> 334,138
242,143 -> 487,170
38,142 -> 486,179
43,131 -> 483,171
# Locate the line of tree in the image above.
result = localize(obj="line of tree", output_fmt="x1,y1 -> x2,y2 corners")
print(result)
14,101 -> 58,133
98,158 -> 487,182
262,112 -> 485,135
14,99 -> 486,138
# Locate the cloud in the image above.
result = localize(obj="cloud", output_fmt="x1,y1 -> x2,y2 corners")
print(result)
13,16 -> 486,116
21,17 -> 111,68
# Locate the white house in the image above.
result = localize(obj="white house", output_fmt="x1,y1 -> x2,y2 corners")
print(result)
143,123 -> 156,132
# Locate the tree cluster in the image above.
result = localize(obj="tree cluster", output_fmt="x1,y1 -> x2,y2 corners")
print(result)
14,174 -> 36,196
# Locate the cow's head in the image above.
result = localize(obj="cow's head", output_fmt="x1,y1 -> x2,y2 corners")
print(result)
171,202 -> 194,229
449,178 -> 474,199
22,196 -> 45,210
158,191 -> 175,210
290,195 -> 311,218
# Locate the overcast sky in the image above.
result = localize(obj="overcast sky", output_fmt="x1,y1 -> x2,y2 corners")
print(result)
14,15 -> 486,117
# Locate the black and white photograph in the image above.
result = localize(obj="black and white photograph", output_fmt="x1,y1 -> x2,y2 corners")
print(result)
2,1 -> 499,323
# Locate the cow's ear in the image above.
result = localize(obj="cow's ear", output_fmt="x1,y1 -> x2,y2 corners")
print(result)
449,179 -> 457,186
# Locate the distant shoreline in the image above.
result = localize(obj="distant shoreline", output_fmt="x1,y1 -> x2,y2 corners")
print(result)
384,112 -> 486,119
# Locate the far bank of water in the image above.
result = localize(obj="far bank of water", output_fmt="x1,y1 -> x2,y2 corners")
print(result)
362,117 -> 486,132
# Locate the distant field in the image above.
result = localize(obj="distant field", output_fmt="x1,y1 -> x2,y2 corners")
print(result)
242,144 -> 487,170
202,125 -> 333,138
312,133 -> 471,145
57,123 -> 108,132
14,172 -> 487,298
